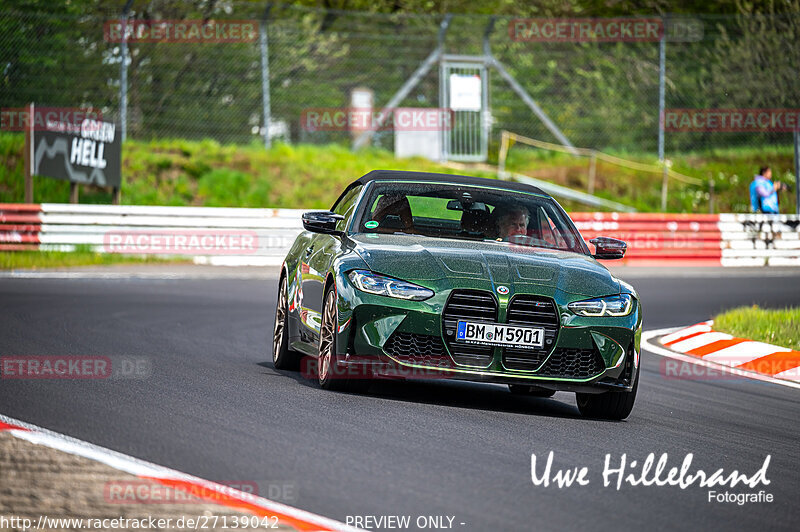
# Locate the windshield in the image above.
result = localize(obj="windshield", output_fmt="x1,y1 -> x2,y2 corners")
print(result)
355,181 -> 588,255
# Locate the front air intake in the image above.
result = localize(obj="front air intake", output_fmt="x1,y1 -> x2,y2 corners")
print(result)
442,290 -> 497,367
536,348 -> 606,379
502,295 -> 559,371
384,332 -> 452,368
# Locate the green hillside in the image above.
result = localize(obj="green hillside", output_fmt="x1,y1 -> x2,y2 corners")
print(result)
1,133 -> 796,213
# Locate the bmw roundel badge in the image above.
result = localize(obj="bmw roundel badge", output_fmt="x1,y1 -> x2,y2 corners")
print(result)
497,285 -> 510,295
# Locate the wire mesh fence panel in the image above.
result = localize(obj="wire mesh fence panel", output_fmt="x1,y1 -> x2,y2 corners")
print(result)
1,4 -> 798,155
665,13 -> 800,153
0,7 -> 121,121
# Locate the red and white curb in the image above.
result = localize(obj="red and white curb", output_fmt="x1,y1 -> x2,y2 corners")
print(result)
641,323 -> 800,389
0,414 -> 364,532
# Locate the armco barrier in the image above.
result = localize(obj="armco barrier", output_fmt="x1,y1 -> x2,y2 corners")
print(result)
571,212 -> 723,266
1,205 -> 799,267
0,204 -> 305,266
718,214 -> 800,267
0,204 -> 43,251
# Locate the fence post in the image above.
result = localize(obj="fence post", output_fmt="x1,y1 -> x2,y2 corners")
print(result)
24,102 -> 34,203
119,0 -> 133,143
497,131 -> 510,177
588,151 -> 597,195
657,16 -> 666,162
794,129 -> 799,215
259,7 -> 272,149
661,164 -> 669,212
708,177 -> 714,214
69,183 -> 79,204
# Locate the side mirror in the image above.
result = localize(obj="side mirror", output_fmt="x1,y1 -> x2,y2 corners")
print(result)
302,211 -> 344,235
590,236 -> 627,260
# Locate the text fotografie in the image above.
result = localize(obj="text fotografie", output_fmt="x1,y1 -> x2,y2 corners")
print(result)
531,451 -> 771,490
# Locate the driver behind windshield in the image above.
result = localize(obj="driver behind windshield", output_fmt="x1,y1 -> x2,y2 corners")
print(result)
495,206 -> 530,240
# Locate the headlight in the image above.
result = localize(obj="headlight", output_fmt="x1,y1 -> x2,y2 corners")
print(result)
568,294 -> 633,317
348,270 -> 434,301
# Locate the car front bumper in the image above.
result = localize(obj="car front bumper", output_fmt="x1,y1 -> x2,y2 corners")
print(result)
334,279 -> 641,393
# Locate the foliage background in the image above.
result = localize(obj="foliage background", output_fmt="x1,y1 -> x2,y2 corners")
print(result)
2,0 -> 798,152
1,1 -> 798,212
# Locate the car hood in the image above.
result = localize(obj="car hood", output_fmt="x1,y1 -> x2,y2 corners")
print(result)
349,233 -> 619,297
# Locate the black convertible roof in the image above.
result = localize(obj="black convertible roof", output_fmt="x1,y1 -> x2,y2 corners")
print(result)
351,170 -> 547,196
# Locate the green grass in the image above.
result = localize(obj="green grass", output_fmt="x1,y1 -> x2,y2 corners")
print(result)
714,305 -> 800,350
0,134 -> 497,210
0,247 -> 188,270
503,144 -> 798,213
0,132 -> 796,213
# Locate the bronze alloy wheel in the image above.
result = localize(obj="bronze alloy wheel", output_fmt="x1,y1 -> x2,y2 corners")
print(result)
317,287 -> 369,393
318,289 -> 337,386
273,278 -> 287,363
272,276 -> 300,370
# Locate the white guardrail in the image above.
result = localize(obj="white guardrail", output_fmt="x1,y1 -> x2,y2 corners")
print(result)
3,204 -> 306,266
719,213 -> 800,267
1,204 -> 799,267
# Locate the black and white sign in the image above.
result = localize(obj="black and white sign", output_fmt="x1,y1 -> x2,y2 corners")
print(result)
32,108 -> 121,188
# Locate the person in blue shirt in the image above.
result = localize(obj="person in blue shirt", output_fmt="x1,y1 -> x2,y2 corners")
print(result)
750,166 -> 787,214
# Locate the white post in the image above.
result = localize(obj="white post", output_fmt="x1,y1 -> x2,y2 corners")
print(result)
259,19 -> 272,149
657,18 -> 666,162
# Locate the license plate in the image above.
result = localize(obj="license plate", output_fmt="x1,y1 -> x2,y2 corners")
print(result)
456,320 -> 544,349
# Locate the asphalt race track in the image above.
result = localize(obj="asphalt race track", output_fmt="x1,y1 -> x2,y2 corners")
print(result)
1,267 -> 799,531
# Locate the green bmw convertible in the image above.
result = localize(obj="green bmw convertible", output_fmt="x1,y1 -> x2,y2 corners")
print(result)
273,170 -> 641,419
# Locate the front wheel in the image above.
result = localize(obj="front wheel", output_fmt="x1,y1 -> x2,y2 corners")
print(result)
575,366 -> 639,420
318,286 -> 369,393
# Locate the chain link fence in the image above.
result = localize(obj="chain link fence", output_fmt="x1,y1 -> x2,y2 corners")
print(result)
2,3 -> 798,155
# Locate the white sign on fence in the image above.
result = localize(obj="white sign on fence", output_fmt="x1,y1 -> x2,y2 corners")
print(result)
449,74 -> 482,111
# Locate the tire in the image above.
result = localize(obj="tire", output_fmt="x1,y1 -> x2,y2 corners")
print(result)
272,275 -> 301,371
576,365 -> 639,420
317,286 -> 369,393
508,384 -> 556,398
